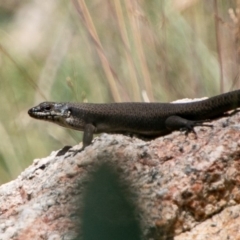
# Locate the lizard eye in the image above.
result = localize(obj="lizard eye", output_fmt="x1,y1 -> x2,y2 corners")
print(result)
45,106 -> 51,111
40,102 -> 53,111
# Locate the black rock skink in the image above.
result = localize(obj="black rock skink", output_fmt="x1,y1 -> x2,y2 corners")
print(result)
28,89 -> 240,151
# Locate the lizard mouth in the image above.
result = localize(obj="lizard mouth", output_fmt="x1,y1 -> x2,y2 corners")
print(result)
28,109 -> 55,120
28,107 -> 71,121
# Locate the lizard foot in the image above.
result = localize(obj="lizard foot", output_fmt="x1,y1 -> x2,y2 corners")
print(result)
56,146 -> 72,156
182,120 -> 213,139
65,147 -> 84,158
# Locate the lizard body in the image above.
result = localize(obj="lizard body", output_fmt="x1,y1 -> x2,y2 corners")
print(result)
28,89 -> 240,151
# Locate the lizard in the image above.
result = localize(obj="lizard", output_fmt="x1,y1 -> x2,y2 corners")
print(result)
28,89 -> 240,154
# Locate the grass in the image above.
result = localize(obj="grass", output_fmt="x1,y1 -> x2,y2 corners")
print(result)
0,0 -> 239,183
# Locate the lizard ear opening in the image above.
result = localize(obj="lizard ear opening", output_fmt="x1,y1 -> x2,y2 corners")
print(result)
62,108 -> 71,118
67,110 -> 71,117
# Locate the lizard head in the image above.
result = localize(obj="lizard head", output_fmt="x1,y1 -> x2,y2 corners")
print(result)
28,102 -> 71,125
28,102 -> 87,131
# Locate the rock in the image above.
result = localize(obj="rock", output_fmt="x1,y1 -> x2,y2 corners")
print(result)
0,111 -> 240,240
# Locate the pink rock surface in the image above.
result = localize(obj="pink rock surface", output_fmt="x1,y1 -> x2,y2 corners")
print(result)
0,111 -> 240,239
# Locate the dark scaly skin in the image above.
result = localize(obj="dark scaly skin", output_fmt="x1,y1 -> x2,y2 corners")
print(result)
28,89 -> 240,153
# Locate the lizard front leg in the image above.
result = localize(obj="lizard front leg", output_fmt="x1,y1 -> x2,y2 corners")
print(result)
82,123 -> 96,149
67,123 -> 96,156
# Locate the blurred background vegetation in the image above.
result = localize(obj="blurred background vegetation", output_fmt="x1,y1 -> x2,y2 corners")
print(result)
0,0 -> 239,183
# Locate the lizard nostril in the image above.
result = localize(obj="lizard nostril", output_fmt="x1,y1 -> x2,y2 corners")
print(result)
28,108 -> 33,115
